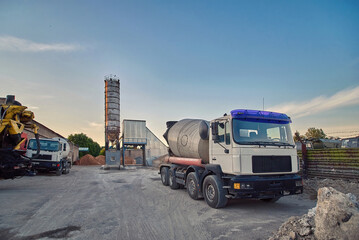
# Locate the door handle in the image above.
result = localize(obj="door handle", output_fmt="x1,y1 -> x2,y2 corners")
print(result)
212,157 -> 217,161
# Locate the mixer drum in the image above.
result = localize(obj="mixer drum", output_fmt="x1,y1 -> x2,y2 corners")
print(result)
166,119 -> 210,163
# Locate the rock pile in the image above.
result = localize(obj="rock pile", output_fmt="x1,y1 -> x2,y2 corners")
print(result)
269,187 -> 359,240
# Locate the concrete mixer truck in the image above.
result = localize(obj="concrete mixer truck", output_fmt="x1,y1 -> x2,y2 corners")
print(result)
159,109 -> 303,208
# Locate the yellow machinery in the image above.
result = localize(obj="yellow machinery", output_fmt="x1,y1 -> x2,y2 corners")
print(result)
0,95 -> 40,179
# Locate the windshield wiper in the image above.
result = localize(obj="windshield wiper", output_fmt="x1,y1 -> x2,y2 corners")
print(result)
270,142 -> 295,147
248,141 -> 273,146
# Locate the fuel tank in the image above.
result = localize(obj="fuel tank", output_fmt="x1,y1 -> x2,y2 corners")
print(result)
164,119 -> 210,163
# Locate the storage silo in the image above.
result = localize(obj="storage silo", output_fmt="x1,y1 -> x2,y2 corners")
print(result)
104,75 -> 120,150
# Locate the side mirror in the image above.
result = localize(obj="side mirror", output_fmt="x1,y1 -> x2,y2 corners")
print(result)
211,122 -> 219,142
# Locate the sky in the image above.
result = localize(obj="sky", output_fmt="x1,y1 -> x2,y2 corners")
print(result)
1,0 -> 358,145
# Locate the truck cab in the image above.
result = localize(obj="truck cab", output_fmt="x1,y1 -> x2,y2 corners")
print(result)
26,137 -> 71,176
211,110 -> 298,175
208,110 -> 302,202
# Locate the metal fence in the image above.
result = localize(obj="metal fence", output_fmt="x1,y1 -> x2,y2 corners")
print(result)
298,148 -> 359,180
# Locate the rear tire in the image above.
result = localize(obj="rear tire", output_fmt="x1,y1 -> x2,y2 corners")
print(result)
186,172 -> 202,200
160,167 -> 169,186
169,169 -> 179,190
203,175 -> 228,208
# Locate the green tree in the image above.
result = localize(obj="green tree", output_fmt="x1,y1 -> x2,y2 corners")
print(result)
305,128 -> 326,140
68,133 -> 101,157
99,147 -> 105,156
293,131 -> 306,142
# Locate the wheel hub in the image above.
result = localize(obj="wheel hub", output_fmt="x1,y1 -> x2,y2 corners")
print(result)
207,184 -> 215,201
188,179 -> 195,194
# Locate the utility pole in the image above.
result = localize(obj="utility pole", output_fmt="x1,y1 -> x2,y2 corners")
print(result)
263,97 -> 264,111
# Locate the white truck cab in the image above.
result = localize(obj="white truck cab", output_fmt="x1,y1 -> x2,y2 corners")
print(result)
210,110 -> 298,175
26,137 -> 71,175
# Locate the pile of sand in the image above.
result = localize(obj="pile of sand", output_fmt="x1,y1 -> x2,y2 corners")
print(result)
95,155 -> 105,165
124,156 -> 136,165
75,154 -> 136,165
75,154 -> 104,165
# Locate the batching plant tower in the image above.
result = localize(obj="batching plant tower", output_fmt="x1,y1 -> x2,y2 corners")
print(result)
104,75 -> 122,168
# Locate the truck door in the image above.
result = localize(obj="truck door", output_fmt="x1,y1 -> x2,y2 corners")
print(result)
211,120 -> 232,174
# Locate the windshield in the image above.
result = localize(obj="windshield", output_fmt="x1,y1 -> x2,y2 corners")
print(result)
28,139 -> 60,151
232,119 -> 295,146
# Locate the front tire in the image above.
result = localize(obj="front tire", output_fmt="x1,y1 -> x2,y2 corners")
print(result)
56,169 -> 62,176
203,175 -> 228,208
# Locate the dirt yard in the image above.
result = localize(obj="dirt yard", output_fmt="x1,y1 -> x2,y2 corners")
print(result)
0,166 -> 317,240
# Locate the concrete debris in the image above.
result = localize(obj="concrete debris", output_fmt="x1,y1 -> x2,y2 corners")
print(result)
269,187 -> 359,240
314,187 -> 359,240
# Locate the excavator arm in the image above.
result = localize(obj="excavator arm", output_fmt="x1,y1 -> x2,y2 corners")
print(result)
0,95 -> 40,179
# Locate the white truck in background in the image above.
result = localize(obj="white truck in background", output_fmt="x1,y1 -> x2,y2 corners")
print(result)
160,109 -> 303,208
26,137 -> 72,176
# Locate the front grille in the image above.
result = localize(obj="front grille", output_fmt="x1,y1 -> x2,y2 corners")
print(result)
34,154 -> 52,160
252,156 -> 292,173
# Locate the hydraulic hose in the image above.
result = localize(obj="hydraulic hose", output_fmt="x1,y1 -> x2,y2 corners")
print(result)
31,133 -> 40,159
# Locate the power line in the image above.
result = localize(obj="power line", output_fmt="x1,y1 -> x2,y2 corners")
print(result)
325,130 -> 359,134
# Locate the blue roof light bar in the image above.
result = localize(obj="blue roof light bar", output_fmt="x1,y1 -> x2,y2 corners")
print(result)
230,109 -> 292,123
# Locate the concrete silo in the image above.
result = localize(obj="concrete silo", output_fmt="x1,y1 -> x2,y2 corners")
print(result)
104,75 -> 121,167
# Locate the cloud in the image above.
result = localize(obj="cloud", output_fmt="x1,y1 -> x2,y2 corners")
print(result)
27,106 -> 39,110
269,86 -> 359,118
0,35 -> 80,52
89,122 -> 103,128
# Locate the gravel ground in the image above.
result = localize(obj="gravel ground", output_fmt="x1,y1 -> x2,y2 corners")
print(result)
0,166 -> 316,240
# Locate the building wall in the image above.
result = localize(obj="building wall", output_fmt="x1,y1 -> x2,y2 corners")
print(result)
145,128 -> 168,165
24,120 -> 79,163
121,119 -> 168,166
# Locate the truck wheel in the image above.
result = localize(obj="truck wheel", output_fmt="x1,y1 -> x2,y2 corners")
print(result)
203,175 -> 228,208
160,167 -> 169,186
260,197 -> 281,203
63,164 -> 70,174
186,172 -> 202,200
56,169 -> 62,176
169,169 -> 179,190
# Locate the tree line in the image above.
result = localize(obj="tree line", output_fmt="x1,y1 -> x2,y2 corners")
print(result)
68,133 -> 103,157
294,127 -> 327,142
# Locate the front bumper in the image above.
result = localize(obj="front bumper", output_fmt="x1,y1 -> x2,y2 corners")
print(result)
31,160 -> 61,171
225,174 -> 303,199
